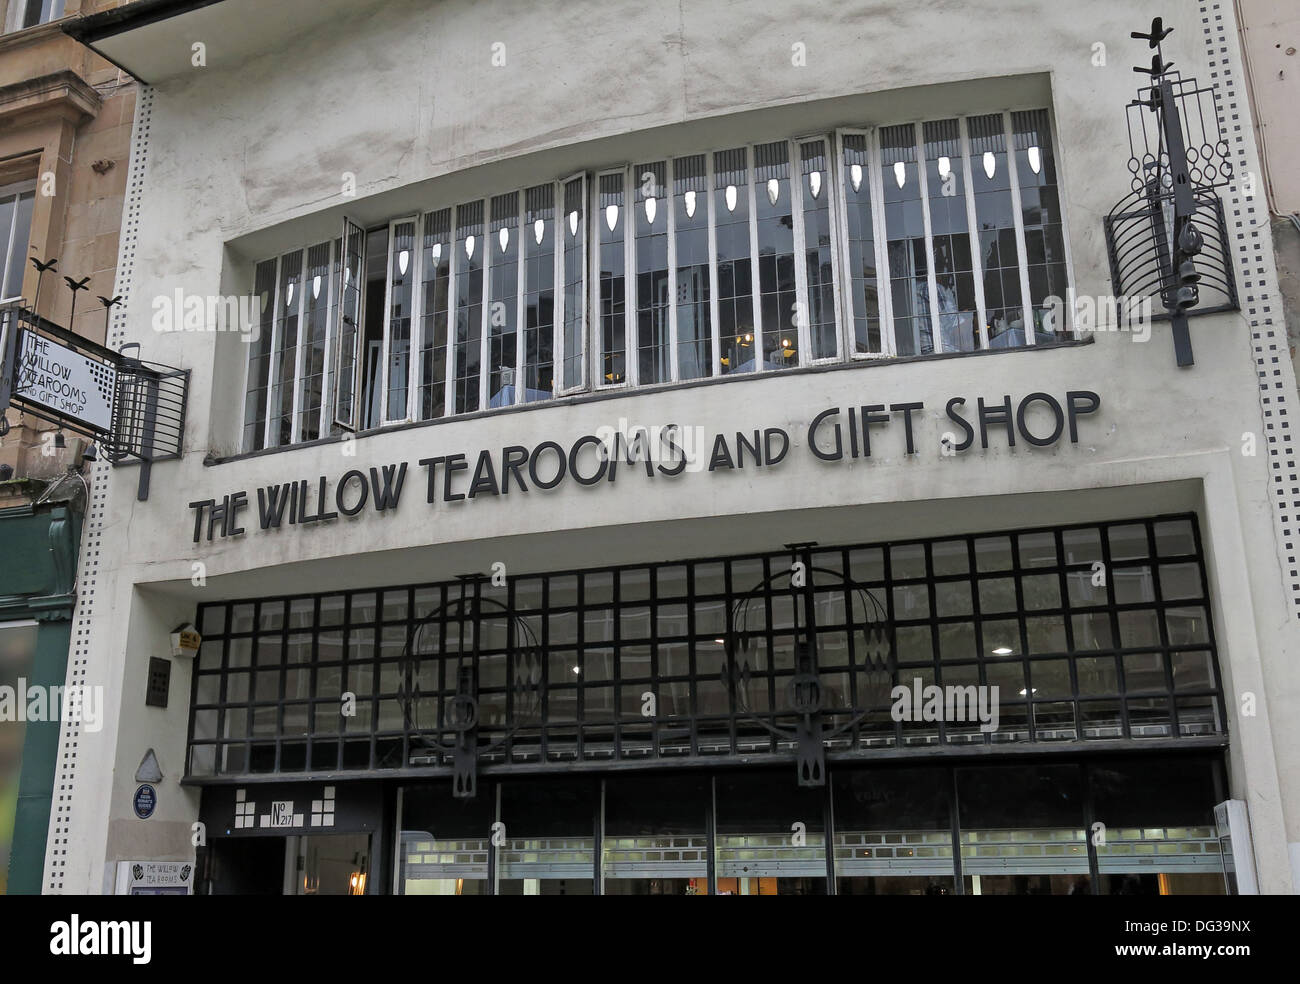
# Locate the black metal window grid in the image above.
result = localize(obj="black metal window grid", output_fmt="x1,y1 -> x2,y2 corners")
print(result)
187,513 -> 1225,783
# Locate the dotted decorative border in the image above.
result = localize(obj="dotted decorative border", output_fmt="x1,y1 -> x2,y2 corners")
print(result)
42,84 -> 155,894
1200,3 -> 1300,612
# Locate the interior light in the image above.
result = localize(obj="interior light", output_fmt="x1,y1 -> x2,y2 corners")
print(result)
684,190 -> 697,218
809,170 -> 822,199
1019,687 -> 1038,696
781,338 -> 791,347
767,178 -> 780,205
286,281 -> 294,306
992,646 -> 1013,655
398,249 -> 409,276
850,163 -> 863,193
569,210 -> 580,237
893,161 -> 906,189
645,196 -> 657,224
605,204 -> 619,232
312,274 -> 322,299
1027,145 -> 1042,174
432,243 -> 442,262
498,227 -> 510,252
714,638 -> 725,644
938,156 -> 952,179
725,184 -> 738,212
465,234 -> 476,258
983,151 -> 996,180
534,218 -> 545,244
572,665 -> 581,675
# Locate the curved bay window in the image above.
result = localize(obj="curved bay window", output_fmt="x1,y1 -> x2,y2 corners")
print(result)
240,108 -> 1078,452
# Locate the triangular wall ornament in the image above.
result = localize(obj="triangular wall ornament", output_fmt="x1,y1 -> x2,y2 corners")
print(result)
135,748 -> 163,783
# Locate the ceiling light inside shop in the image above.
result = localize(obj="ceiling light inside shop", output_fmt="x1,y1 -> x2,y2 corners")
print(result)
992,646 -> 1013,655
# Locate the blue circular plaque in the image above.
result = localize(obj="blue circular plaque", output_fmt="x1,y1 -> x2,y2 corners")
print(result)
133,784 -> 157,819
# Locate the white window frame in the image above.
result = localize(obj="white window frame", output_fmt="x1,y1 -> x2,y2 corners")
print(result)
555,173 -> 589,396
593,165 -> 632,391
793,134 -> 845,365
381,215 -> 420,426
0,178 -> 37,303
5,0 -> 65,33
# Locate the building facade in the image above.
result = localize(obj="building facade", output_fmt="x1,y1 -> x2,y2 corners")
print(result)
37,0 -> 1300,894
0,0 -> 132,894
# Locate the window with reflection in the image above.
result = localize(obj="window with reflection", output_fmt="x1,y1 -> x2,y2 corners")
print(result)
968,113 -> 1025,348
880,124 -> 932,356
598,170 -> 628,385
603,775 -> 709,895
754,141 -> 797,369
522,184 -> 556,402
634,161 -> 670,384
1014,110 -> 1070,341
498,778 -> 596,895
418,209 -> 451,419
561,176 -> 586,390
487,192 -> 519,407
715,770 -> 827,894
270,250 -> 303,447
1090,757 -> 1225,895
957,764 -> 1090,895
453,201 -> 484,413
296,241 -> 337,442
384,220 -> 415,421
242,259 -> 278,451
800,138 -> 838,360
922,120 -> 978,353
839,133 -> 881,354
714,147 -> 754,375
834,767 -> 954,894
398,784 -> 492,895
673,154 -> 712,381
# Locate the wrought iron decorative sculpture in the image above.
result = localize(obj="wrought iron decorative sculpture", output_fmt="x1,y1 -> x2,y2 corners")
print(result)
1104,16 -> 1238,367
398,578 -> 544,799
723,544 -> 893,787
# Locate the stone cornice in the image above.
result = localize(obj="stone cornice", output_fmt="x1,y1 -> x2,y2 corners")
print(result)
0,69 -> 101,129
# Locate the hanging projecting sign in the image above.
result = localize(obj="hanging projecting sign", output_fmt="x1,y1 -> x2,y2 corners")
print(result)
12,328 -> 116,435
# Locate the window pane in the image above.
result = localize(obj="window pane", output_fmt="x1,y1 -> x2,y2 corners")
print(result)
754,141 -> 797,369
453,201 -> 484,413
419,208 -> 451,419
385,220 -> 416,420
522,183 -> 555,402
333,219 -> 364,430
269,250 -> 303,447
634,161 -> 670,384
597,171 -> 628,384
2,191 -> 34,300
673,154 -> 712,381
922,119 -> 977,353
840,134 -> 881,354
562,176 -> 586,390
714,147 -> 754,375
800,139 -> 837,360
968,114 -> 1025,349
1013,109 -> 1068,343
880,124 -> 933,356
295,241 -> 334,441
487,192 -> 519,407
242,258 -> 278,452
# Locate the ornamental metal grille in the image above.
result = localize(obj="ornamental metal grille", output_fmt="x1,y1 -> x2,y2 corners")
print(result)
187,513 -> 1225,789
